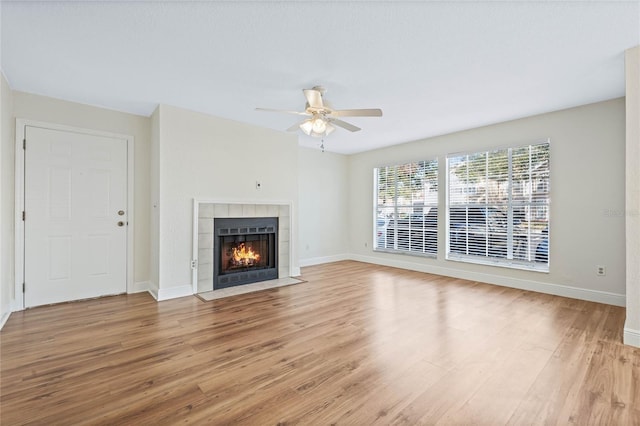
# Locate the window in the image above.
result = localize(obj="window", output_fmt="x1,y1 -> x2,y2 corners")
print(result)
447,142 -> 549,271
374,159 -> 438,255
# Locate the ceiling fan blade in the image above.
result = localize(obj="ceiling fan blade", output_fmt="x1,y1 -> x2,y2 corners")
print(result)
303,88 -> 324,109
330,108 -> 383,117
256,107 -> 309,116
325,122 -> 336,136
329,118 -> 361,132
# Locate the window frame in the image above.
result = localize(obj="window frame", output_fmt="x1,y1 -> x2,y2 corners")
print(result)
445,140 -> 550,272
373,158 -> 439,257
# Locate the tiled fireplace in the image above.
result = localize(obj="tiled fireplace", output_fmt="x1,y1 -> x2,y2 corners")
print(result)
196,203 -> 291,293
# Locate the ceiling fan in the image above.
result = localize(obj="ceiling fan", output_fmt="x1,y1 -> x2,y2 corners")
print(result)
256,86 -> 383,138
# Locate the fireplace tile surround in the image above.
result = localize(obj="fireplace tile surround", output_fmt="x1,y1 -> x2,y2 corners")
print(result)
196,202 -> 291,293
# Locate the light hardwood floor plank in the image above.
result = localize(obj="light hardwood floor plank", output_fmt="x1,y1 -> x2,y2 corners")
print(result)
1,260 -> 636,425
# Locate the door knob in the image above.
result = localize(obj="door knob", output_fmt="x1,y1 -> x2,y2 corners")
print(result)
117,221 -> 124,227
118,210 -> 125,216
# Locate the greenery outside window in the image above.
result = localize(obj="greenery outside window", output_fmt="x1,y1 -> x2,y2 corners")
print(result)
374,159 -> 438,256
447,141 -> 550,271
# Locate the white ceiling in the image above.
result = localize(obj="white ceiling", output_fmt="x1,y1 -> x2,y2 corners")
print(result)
2,1 -> 639,154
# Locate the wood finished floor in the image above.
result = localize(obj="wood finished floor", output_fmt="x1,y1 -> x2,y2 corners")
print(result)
1,261 -> 638,425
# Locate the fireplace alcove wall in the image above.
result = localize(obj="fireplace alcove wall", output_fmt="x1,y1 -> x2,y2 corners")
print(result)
195,202 -> 292,293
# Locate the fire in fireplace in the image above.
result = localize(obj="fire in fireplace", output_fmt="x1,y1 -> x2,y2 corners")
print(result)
222,239 -> 268,272
229,242 -> 261,267
214,217 -> 278,289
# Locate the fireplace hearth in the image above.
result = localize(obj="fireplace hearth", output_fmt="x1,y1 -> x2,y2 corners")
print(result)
214,217 -> 278,289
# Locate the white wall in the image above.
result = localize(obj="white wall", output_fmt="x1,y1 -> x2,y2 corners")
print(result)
149,106 -> 160,296
348,98 -> 626,305
625,46 -> 640,347
298,147 -> 350,265
0,72 -> 13,326
11,92 -> 151,287
0,89 -> 629,314
153,104 -> 299,298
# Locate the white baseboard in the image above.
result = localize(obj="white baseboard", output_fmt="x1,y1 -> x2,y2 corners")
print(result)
137,252 -> 627,308
148,281 -> 159,300
148,288 -> 159,300
624,327 -> 640,348
0,311 -> 11,330
156,284 -> 193,301
299,254 -> 350,268
350,254 -> 626,307
130,281 -> 150,294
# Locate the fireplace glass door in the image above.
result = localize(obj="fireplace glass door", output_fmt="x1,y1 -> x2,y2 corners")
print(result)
220,234 -> 272,274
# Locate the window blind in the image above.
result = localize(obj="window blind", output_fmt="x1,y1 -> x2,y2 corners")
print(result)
447,142 -> 549,271
374,159 -> 438,256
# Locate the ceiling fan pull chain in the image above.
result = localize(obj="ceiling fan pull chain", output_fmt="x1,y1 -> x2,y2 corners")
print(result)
320,139 -> 325,152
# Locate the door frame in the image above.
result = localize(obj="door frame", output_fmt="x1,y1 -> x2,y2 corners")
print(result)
13,119 -> 135,311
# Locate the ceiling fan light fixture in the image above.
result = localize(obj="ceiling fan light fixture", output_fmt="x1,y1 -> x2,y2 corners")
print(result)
311,117 -> 327,134
300,119 -> 314,135
257,86 -> 383,142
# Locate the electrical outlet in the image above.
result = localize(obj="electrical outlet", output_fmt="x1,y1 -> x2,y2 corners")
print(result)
596,265 -> 606,276
191,259 -> 198,270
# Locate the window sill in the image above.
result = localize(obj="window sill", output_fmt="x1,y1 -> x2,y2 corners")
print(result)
373,248 -> 437,259
446,253 -> 549,273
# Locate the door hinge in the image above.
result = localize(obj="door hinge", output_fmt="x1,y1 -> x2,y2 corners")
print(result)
22,211 -> 25,221
22,282 -> 25,293
23,139 -> 26,150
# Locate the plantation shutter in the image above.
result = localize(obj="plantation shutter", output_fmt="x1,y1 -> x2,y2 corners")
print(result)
374,159 -> 438,255
447,141 -> 549,271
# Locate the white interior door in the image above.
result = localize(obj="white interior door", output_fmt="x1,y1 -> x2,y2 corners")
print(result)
24,126 -> 128,307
